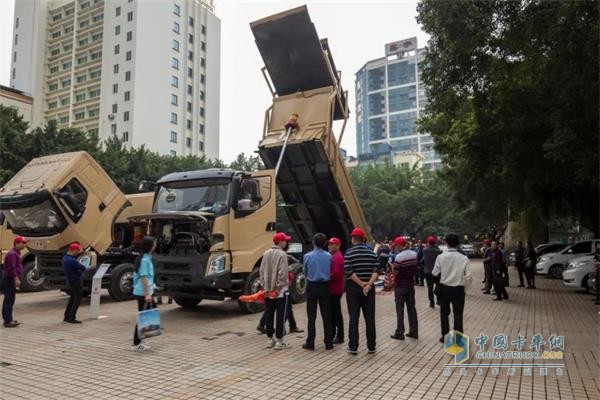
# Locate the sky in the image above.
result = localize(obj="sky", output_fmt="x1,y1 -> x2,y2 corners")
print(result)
0,0 -> 429,163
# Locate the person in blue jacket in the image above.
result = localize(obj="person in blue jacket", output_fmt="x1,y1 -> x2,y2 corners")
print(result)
62,242 -> 86,324
131,236 -> 156,352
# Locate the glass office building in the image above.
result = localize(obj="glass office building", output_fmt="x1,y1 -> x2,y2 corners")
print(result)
355,37 -> 441,170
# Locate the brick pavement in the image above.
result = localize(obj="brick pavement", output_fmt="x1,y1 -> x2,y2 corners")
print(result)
0,261 -> 598,400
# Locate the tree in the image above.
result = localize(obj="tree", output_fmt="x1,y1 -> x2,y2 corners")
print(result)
229,152 -> 264,172
417,0 -> 599,237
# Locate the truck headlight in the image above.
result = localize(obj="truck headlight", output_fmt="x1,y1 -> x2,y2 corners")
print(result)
206,254 -> 226,275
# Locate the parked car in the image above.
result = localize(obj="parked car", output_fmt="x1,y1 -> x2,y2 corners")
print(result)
535,243 -> 568,257
562,255 -> 595,292
459,244 -> 475,257
536,240 -> 600,278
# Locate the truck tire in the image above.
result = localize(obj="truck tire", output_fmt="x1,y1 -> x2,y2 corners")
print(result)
108,263 -> 135,301
173,297 -> 202,308
290,263 -> 307,304
238,268 -> 265,314
19,261 -> 47,292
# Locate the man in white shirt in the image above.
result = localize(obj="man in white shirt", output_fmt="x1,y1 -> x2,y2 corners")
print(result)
432,233 -> 472,344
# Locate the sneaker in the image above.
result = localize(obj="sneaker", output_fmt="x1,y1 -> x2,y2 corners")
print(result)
266,338 -> 276,348
130,343 -> 151,352
274,340 -> 290,350
302,343 -> 315,351
429,303 -> 435,308
439,337 -> 444,343
346,347 -> 358,355
64,319 -> 82,324
390,333 -> 405,340
325,344 -> 334,350
3,321 -> 19,328
368,348 -> 376,354
332,338 -> 344,344
406,333 -> 418,339
256,325 -> 266,334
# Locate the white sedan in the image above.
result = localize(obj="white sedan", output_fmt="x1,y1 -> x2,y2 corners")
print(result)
562,255 -> 595,292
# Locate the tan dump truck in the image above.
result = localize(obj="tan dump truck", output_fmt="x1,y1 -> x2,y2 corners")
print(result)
0,152 -> 153,300
0,221 -> 45,292
132,6 -> 371,313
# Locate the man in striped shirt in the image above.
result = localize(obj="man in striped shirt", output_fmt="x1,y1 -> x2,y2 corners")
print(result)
344,228 -> 379,354
390,237 -> 419,340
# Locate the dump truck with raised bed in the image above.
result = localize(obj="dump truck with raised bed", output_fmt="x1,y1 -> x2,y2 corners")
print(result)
132,6 -> 371,313
0,151 -> 153,300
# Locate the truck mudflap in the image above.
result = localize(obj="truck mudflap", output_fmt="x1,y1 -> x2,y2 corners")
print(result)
253,6 -> 371,250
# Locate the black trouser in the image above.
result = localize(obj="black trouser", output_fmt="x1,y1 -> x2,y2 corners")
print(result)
438,284 -> 465,336
259,290 -> 297,330
525,266 -> 536,287
330,293 -> 344,341
64,278 -> 83,322
493,272 -> 509,300
265,293 -> 289,340
484,264 -> 493,291
346,281 -> 376,351
503,263 -> 509,286
425,273 -> 437,306
2,276 -> 16,324
516,263 -> 525,286
133,296 -> 156,345
306,281 -> 332,347
415,266 -> 425,285
394,286 -> 418,335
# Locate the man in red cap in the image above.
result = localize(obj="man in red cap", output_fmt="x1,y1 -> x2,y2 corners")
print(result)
62,242 -> 87,323
423,236 -> 442,308
344,227 -> 378,354
328,237 -> 345,344
2,236 -> 27,327
390,236 -> 419,340
259,232 -> 292,350
482,239 -> 493,294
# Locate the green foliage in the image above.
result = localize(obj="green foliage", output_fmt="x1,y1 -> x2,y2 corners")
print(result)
229,152 -> 264,172
417,0 -> 599,236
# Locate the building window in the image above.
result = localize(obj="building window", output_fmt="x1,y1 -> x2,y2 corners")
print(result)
122,131 -> 129,142
62,79 -> 71,88
115,25 -> 121,35
200,107 -> 204,117
89,88 -> 100,98
201,58 -> 205,67
114,44 -> 120,54
172,39 -> 179,51
92,13 -> 103,23
188,33 -> 193,44
49,83 -> 58,91
126,31 -> 132,41
200,90 -> 205,100
79,20 -> 89,29
15,17 -> 19,28
60,116 -> 69,124
50,66 -> 59,74
201,25 -> 206,34
89,108 -> 99,118
189,16 -> 194,26
187,85 -> 192,95
186,119 -> 192,129
90,69 -> 101,79
64,43 -> 73,51
75,111 -> 85,120
199,141 -> 204,151
91,50 -> 101,60
113,84 -> 118,93
124,111 -> 130,121
51,48 -> 60,56
171,113 -> 177,124
171,76 -> 179,87
76,93 -> 86,102
187,101 -> 192,112
127,11 -> 133,22
63,61 -> 72,70
111,124 -> 117,134
61,97 -> 69,106
174,4 -> 180,16
14,34 -> 17,45
114,64 -> 119,73
48,101 -> 57,110
11,68 -> 15,79
201,41 -> 206,51
170,131 -> 177,142
186,137 -> 191,147
76,75 -> 86,83
199,124 -> 204,134
12,52 -> 17,62
171,94 -> 178,105
188,67 -> 193,78
172,57 -> 179,69
78,38 -> 88,47
125,71 -> 131,81
64,25 -> 73,34
170,150 -> 177,157
126,51 -> 132,61
92,32 -> 102,41
188,50 -> 193,61
124,91 -> 130,101
51,31 -> 61,39
116,6 -> 121,16
77,56 -> 87,65
112,104 -> 118,113
200,74 -> 205,84
173,22 -> 180,34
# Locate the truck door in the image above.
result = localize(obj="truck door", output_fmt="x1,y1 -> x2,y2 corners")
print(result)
228,170 -> 277,273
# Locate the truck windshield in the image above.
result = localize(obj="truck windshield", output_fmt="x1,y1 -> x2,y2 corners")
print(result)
154,179 -> 231,215
2,198 -> 67,237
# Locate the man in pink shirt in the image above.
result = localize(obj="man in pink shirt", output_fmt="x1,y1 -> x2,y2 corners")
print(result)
328,237 -> 345,344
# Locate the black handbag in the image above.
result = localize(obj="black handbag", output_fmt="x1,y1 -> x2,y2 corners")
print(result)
494,272 -> 506,288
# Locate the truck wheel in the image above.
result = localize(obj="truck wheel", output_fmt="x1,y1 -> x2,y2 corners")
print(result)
290,263 -> 307,304
19,261 -> 47,292
549,264 -> 563,279
108,263 -> 135,301
238,268 -> 265,314
173,297 -> 202,308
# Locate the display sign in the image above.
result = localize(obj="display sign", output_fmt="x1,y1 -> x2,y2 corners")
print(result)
89,263 -> 111,320
385,37 -> 417,56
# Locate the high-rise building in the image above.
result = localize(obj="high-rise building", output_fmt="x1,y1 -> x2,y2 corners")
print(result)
355,37 -> 441,170
10,0 -> 220,160
0,84 -> 33,124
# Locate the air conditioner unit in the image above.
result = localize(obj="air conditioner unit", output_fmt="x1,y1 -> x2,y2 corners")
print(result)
107,114 -> 114,120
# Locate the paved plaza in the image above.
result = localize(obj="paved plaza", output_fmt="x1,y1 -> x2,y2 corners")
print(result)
0,261 -> 598,400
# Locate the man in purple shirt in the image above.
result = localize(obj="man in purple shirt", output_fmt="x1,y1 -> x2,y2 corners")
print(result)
390,237 -> 419,340
2,236 -> 27,327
